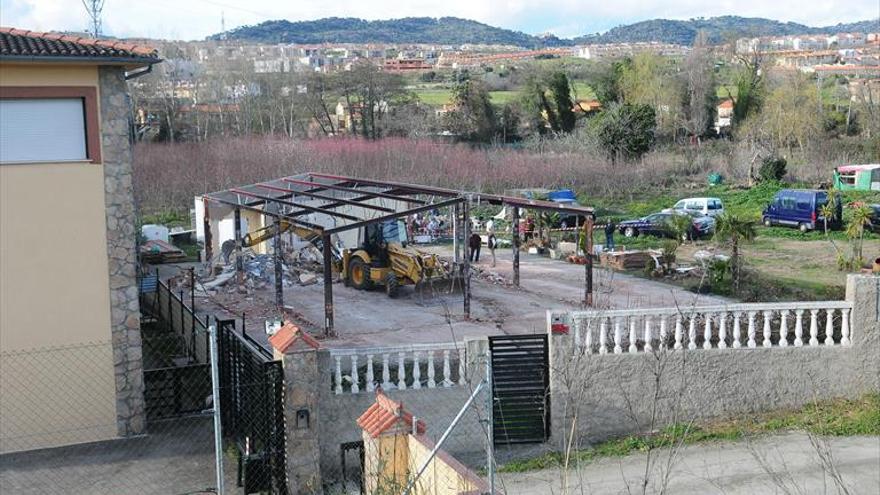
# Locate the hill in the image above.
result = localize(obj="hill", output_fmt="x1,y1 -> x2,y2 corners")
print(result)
213,17 -> 559,47
211,16 -> 879,47
574,16 -> 880,45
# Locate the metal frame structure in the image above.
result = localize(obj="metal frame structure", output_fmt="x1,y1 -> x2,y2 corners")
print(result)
201,173 -> 595,336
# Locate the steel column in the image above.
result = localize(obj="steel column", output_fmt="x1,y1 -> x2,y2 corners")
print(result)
584,215 -> 594,307
274,215 -> 284,308
512,205 -> 520,287
463,199 -> 471,319
322,234 -> 334,336
452,203 -> 460,264
234,207 -> 243,284
202,197 -> 212,262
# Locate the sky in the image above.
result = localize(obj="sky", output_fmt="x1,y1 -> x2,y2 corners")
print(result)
1,0 -> 877,41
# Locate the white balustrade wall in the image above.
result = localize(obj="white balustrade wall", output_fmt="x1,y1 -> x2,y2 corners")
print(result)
555,301 -> 853,355
329,343 -> 464,394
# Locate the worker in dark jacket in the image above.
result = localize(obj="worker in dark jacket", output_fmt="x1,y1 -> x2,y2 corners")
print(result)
469,232 -> 482,262
604,218 -> 616,252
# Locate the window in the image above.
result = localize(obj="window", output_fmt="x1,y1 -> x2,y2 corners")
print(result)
708,200 -> 722,210
0,87 -> 100,164
781,197 -> 797,210
685,201 -> 702,210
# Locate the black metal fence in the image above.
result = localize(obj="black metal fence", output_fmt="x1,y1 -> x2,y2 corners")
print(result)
217,319 -> 287,494
139,271 -> 211,421
489,334 -> 551,446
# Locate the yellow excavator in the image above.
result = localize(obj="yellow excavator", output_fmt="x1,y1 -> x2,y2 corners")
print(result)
342,219 -> 447,297
234,218 -> 447,298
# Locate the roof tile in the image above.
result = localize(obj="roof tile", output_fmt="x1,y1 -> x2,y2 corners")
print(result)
0,27 -> 158,62
269,322 -> 320,353
356,389 -> 427,438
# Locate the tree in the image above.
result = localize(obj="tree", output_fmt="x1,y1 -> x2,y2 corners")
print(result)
521,71 -> 576,135
618,52 -> 682,138
743,72 -> 821,152
338,62 -> 409,139
756,156 -> 787,183
595,103 -> 656,162
588,58 -> 630,106
680,30 -> 717,142
730,52 -> 764,128
714,214 -> 757,293
443,79 -> 497,142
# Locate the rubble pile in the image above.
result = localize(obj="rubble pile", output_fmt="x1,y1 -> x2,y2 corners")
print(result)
473,266 -> 511,286
200,246 -> 325,295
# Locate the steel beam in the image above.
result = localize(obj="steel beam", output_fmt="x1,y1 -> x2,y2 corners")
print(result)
259,181 -> 396,212
284,178 -> 428,204
234,207 -> 243,284
274,214 -> 283,308
512,205 -> 520,287
585,215 -> 594,307
202,196 -> 325,232
228,188 -> 360,221
308,173 -> 460,198
463,198 -> 471,319
323,233 -> 334,337
324,197 -> 463,235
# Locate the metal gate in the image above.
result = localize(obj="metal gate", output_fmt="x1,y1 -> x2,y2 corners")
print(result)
489,334 -> 550,445
216,319 -> 288,494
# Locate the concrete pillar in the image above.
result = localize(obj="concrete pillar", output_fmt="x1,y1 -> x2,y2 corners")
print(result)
269,324 -> 323,493
845,275 -> 880,392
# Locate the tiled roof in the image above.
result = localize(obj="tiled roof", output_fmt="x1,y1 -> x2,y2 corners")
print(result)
0,27 -> 159,63
268,322 -> 320,353
357,390 -> 427,438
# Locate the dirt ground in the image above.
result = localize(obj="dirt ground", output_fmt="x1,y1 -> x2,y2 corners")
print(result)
677,237 -> 880,290
189,246 -> 729,350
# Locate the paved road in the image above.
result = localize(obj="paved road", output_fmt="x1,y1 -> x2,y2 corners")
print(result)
500,433 -> 880,495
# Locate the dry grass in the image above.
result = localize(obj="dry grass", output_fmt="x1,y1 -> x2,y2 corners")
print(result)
132,137 -> 702,214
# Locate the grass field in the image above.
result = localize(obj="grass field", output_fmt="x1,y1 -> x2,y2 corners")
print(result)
499,393 -> 880,473
412,81 -> 597,107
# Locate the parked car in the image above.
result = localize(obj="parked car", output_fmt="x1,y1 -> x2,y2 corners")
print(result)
867,204 -> 880,233
669,197 -> 725,218
618,211 -> 715,240
761,189 -> 842,232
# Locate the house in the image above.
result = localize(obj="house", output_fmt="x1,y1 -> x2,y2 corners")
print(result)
0,28 -> 161,453
715,98 -> 734,133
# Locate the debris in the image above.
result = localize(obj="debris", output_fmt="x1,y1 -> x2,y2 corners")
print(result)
600,250 -> 654,270
299,273 -> 318,285
140,239 -> 187,264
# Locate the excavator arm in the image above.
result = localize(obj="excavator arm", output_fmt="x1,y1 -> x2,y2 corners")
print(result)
238,220 -> 341,264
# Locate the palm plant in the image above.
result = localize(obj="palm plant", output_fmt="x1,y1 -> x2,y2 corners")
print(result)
714,214 -> 757,293
846,205 -> 871,269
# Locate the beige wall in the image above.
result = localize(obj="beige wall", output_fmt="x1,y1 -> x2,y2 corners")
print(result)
0,63 -> 118,452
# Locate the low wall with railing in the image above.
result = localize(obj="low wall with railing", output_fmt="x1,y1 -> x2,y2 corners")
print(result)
556,301 -> 853,355
546,275 -> 880,449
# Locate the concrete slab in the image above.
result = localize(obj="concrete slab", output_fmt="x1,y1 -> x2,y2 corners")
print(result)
198,247 -> 729,350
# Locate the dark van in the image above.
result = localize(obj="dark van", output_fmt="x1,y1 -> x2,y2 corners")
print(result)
762,189 -> 842,232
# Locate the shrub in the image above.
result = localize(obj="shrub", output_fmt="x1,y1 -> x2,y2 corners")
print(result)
757,156 -> 787,183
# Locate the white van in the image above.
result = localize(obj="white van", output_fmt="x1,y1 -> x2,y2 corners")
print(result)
670,197 -> 725,217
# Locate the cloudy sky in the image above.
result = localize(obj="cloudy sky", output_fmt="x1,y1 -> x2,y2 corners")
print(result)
1,0 -> 877,40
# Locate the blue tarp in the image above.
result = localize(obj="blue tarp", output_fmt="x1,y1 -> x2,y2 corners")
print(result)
548,189 -> 577,202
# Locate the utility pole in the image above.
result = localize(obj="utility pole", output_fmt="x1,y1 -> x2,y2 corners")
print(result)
81,0 -> 106,37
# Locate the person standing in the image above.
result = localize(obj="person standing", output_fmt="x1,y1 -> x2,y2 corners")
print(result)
487,232 -> 497,267
469,232 -> 482,262
604,218 -> 616,252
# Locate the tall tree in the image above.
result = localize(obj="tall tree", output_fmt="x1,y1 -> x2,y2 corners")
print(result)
444,79 -> 497,142
730,51 -> 764,128
618,52 -> 682,138
595,103 -> 656,162
680,30 -> 717,142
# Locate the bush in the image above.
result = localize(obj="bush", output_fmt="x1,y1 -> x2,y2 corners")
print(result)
757,156 -> 787,183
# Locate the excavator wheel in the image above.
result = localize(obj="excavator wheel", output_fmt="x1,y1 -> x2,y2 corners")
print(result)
385,273 -> 399,298
348,258 -> 372,290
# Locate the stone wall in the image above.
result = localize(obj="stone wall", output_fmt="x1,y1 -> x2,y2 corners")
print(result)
548,274 -> 880,451
98,67 -> 145,437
